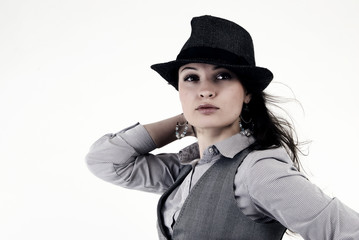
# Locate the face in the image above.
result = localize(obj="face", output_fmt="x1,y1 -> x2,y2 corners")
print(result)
178,63 -> 251,134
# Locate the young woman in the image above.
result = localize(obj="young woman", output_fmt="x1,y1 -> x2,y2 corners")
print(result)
86,15 -> 359,239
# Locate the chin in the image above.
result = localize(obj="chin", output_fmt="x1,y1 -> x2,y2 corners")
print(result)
193,118 -> 240,131
193,121 -> 230,129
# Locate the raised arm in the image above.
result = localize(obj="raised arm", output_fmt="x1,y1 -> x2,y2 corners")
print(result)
85,114 -> 193,194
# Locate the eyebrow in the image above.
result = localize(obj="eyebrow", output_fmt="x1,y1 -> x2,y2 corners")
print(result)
213,66 -> 224,70
180,66 -> 197,72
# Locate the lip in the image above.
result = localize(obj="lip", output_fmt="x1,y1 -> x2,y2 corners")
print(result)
196,104 -> 219,115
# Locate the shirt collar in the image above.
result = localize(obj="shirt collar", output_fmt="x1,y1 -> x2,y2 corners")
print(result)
215,133 -> 255,159
178,133 -> 255,164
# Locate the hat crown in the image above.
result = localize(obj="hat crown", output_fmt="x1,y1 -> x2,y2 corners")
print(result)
179,15 -> 255,66
151,15 -> 273,92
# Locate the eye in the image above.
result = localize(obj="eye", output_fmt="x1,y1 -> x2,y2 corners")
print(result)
216,72 -> 232,80
183,74 -> 199,82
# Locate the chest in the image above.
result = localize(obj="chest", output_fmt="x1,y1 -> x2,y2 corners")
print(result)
157,149 -> 286,240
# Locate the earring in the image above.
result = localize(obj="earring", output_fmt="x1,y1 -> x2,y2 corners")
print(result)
240,103 -> 252,124
175,121 -> 188,139
240,103 -> 253,137
239,121 -> 252,137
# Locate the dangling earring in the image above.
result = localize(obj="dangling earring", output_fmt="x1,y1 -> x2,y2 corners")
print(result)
239,121 -> 252,137
240,103 -> 252,124
240,103 -> 253,137
175,121 -> 189,139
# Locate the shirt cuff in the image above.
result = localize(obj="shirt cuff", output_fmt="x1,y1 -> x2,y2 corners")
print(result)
117,123 -> 157,154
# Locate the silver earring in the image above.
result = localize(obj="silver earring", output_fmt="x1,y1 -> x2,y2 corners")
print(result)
240,103 -> 253,137
239,121 -> 252,137
176,121 -> 188,139
240,103 -> 252,124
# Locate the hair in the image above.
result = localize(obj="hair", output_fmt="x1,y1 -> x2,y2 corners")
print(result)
241,91 -> 304,170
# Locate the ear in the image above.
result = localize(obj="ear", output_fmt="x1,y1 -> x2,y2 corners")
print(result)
244,92 -> 252,104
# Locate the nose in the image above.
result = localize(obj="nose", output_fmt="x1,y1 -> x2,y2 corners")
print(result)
200,91 -> 215,98
199,81 -> 216,98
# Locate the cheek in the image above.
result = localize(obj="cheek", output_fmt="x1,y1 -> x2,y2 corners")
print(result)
179,90 -> 191,110
226,87 -> 245,114
227,102 -> 243,119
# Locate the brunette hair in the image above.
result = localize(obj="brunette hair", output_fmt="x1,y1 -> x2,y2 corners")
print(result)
241,91 -> 303,170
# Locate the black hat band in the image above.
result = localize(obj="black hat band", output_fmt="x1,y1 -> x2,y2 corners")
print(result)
177,47 -> 250,66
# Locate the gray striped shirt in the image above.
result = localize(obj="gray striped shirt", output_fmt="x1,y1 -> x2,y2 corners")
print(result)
86,123 -> 359,239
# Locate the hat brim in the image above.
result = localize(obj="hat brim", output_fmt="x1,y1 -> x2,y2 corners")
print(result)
151,59 -> 273,92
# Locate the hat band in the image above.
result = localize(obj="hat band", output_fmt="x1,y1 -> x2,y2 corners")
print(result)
176,47 -> 250,66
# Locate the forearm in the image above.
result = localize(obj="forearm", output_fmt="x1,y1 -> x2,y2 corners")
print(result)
144,114 -> 193,148
85,123 -> 182,193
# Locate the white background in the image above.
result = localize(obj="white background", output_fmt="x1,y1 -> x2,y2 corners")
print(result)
1,0 -> 359,239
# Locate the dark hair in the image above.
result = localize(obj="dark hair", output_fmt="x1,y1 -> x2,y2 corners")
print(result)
241,91 -> 303,170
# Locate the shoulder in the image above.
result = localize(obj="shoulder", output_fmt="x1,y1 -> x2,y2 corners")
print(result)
242,146 -> 296,170
247,147 -> 292,165
239,146 -> 307,188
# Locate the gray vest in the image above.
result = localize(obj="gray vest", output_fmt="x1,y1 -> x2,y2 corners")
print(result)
157,148 -> 287,240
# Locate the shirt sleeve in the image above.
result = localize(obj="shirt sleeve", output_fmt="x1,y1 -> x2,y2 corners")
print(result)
85,123 -> 181,194
244,148 -> 359,239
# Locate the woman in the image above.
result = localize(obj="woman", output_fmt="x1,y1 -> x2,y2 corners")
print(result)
86,15 -> 359,239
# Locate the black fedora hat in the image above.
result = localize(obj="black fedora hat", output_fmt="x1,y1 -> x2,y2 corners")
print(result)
151,15 -> 273,92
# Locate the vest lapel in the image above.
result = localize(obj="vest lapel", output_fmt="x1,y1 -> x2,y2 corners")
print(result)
157,164 -> 192,239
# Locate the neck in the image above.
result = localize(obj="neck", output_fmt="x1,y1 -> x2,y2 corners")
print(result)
196,124 -> 240,158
